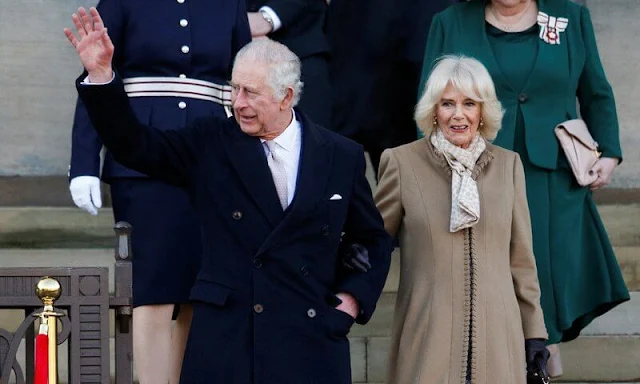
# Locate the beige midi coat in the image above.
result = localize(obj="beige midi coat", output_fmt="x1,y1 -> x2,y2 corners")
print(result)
374,138 -> 548,384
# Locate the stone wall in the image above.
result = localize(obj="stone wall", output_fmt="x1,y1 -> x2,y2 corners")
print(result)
585,0 -> 640,187
0,0 -> 97,177
0,0 -> 638,188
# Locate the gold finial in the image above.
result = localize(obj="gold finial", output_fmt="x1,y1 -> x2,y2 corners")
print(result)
35,277 -> 62,309
34,277 -> 63,384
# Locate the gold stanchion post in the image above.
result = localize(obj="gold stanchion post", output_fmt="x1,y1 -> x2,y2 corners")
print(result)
35,277 -> 64,384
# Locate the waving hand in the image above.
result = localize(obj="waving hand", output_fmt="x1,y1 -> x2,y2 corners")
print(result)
63,7 -> 114,83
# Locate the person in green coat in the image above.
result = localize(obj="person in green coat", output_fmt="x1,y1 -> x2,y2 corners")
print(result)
419,0 -> 629,377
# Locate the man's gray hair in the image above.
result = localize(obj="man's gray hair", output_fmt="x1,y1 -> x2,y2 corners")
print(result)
234,39 -> 304,106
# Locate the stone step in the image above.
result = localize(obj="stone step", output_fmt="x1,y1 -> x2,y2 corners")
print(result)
0,204 -> 639,248
598,204 -> 640,247
581,292 -> 640,336
556,336 -> 640,382
0,207 -> 114,248
349,335 -> 640,383
0,248 -> 116,289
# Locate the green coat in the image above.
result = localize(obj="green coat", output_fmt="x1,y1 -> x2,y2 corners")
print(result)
419,0 -> 629,344
420,0 -> 622,169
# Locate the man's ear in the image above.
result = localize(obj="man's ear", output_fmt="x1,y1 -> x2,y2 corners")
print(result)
280,87 -> 295,110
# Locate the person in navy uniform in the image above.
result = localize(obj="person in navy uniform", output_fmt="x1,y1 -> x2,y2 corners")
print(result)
67,1 -> 250,382
246,0 -> 331,128
327,0 -> 458,174
65,9 -> 392,382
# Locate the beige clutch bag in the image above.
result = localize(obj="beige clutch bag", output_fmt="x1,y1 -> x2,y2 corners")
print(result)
554,119 -> 601,186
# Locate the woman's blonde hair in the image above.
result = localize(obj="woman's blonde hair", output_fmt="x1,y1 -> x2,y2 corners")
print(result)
415,55 -> 504,140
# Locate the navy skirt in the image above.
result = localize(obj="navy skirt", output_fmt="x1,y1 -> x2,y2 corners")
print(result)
110,178 -> 201,307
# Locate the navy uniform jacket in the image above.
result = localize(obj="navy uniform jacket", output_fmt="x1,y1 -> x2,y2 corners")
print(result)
70,0 -> 250,180
76,75 -> 393,383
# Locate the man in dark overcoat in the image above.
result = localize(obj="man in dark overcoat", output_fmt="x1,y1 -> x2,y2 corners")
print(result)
327,0 -> 458,173
65,7 -> 392,384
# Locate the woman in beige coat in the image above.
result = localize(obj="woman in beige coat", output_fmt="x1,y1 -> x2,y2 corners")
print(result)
375,56 -> 548,384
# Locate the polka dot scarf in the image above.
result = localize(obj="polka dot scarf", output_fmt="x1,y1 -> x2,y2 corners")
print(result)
431,129 -> 486,232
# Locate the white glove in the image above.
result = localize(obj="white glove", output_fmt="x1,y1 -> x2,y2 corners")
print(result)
69,176 -> 103,216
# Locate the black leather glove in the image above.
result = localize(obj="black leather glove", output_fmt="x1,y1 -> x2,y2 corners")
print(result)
525,338 -> 550,381
340,243 -> 371,273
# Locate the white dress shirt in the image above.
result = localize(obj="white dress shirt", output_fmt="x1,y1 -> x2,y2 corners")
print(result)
261,112 -> 302,206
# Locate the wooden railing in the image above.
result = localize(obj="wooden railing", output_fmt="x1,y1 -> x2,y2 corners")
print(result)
0,222 -> 133,384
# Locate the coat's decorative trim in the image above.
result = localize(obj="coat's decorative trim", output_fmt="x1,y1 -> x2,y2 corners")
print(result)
461,228 -> 479,383
461,227 -> 471,383
469,228 -> 479,382
471,149 -> 494,181
427,139 -> 453,176
427,138 -> 494,180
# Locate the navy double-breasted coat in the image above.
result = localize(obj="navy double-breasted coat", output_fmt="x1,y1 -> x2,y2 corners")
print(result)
76,75 -> 393,383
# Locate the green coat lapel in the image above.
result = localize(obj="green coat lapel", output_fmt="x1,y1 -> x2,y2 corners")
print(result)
464,0 -> 572,97
523,0 -> 571,96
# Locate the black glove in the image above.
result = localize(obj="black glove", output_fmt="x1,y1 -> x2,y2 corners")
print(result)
525,339 -> 550,382
340,243 -> 371,273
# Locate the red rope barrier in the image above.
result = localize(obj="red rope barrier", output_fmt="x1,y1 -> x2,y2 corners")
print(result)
35,323 -> 48,384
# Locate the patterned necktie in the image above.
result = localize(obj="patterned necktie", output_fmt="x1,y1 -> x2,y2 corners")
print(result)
264,140 -> 289,210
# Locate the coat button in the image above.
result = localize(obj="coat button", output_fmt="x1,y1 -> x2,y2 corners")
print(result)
307,308 -> 316,318
180,19 -> 189,27
321,225 -> 329,236
179,74 -> 186,78
181,45 -> 190,54
300,265 -> 309,275
254,304 -> 264,313
177,0 -> 185,3
178,101 -> 187,109
232,211 -> 243,220
518,93 -> 528,103
253,258 -> 263,268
